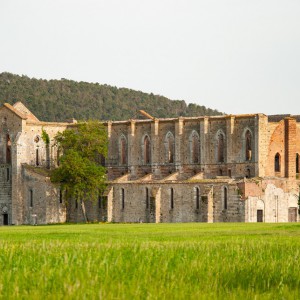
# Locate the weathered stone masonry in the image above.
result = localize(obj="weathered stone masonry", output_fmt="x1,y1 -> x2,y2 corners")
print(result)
0,102 -> 299,225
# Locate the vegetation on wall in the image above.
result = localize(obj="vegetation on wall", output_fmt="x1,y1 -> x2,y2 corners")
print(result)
50,121 -> 108,220
0,72 -> 223,122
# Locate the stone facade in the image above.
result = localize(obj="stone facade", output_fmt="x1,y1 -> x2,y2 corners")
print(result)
0,102 -> 299,225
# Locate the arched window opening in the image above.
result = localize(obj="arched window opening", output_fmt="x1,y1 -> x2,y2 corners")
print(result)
36,148 -> 40,166
6,134 -> 11,164
223,187 -> 228,210
29,189 -> 33,208
146,187 -> 149,209
296,153 -> 300,174
120,136 -> 127,165
121,188 -> 125,210
275,153 -> 280,172
170,188 -> 174,209
195,187 -> 200,210
218,133 -> 225,163
245,130 -> 252,161
59,190 -> 63,204
191,132 -> 200,163
144,136 -> 151,164
219,169 -> 223,176
166,133 -> 175,164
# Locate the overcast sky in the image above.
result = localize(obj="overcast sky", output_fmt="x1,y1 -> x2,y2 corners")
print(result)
0,0 -> 299,115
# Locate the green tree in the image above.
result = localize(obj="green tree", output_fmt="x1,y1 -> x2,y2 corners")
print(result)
51,121 -> 108,221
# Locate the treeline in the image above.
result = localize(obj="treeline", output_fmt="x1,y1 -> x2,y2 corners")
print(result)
0,72 -> 222,122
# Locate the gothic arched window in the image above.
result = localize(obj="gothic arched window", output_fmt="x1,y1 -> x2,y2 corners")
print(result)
217,132 -> 225,163
275,153 -> 281,172
120,135 -> 127,165
245,130 -> 252,161
6,134 -> 11,164
190,131 -> 200,164
144,135 -> 151,164
165,132 -> 175,163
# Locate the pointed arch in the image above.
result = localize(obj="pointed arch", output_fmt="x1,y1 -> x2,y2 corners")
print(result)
165,132 -> 175,163
143,135 -> 151,164
189,130 -> 200,164
216,130 -> 226,163
119,134 -> 127,165
194,186 -> 200,210
275,153 -> 281,172
6,134 -> 11,164
245,129 -> 252,161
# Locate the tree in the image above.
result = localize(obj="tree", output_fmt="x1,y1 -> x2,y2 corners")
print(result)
50,121 -> 108,221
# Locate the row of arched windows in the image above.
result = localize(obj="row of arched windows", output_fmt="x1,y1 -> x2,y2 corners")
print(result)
119,128 -> 254,165
120,186 -> 229,211
274,153 -> 300,173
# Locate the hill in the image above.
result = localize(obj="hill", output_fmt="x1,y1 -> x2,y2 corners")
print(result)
0,72 -> 222,122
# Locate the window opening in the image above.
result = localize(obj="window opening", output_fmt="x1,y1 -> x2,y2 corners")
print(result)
224,187 -> 228,210
30,190 -> 33,208
146,187 -> 149,209
196,187 -> 200,209
218,133 -> 225,163
121,188 -> 125,209
144,136 -> 151,164
36,148 -> 39,166
192,133 -> 200,163
170,188 -> 174,209
6,134 -> 11,164
245,130 -> 252,161
120,136 -> 127,165
275,153 -> 280,172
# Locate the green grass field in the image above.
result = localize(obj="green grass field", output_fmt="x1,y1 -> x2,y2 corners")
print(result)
0,223 -> 300,299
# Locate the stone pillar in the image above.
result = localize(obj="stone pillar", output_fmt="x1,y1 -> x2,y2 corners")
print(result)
200,117 -> 209,176
284,117 -> 296,179
226,116 -> 235,163
154,187 -> 161,223
175,117 -> 184,171
207,187 -> 214,223
151,119 -> 160,176
256,114 -> 268,177
107,186 -> 114,222
128,120 -> 136,177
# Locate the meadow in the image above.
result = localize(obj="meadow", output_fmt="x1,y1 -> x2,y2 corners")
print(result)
0,223 -> 299,299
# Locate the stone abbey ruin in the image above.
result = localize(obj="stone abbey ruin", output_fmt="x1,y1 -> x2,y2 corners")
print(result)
0,102 -> 299,225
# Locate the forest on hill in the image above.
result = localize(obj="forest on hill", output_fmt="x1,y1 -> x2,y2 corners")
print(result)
0,72 -> 222,122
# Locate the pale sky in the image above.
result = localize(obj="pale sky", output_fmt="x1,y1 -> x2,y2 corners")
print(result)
0,0 -> 300,115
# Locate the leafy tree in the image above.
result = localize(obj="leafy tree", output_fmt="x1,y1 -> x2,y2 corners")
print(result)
51,121 -> 108,221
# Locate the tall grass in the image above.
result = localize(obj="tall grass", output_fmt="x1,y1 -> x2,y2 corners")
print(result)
0,223 -> 299,299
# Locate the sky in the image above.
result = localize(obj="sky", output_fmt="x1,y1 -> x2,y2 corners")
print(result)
0,0 -> 300,115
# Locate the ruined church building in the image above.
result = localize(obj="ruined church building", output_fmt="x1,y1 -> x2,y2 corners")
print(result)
0,102 -> 299,225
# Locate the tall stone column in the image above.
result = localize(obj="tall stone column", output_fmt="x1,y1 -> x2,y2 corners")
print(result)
226,116 -> 235,163
128,120 -> 136,178
284,117 -> 296,179
151,119 -> 160,176
175,117 -> 184,171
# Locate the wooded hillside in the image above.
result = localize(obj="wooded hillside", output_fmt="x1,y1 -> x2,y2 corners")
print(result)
0,72 -> 222,122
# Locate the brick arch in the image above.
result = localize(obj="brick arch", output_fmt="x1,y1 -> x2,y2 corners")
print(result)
267,121 -> 285,177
